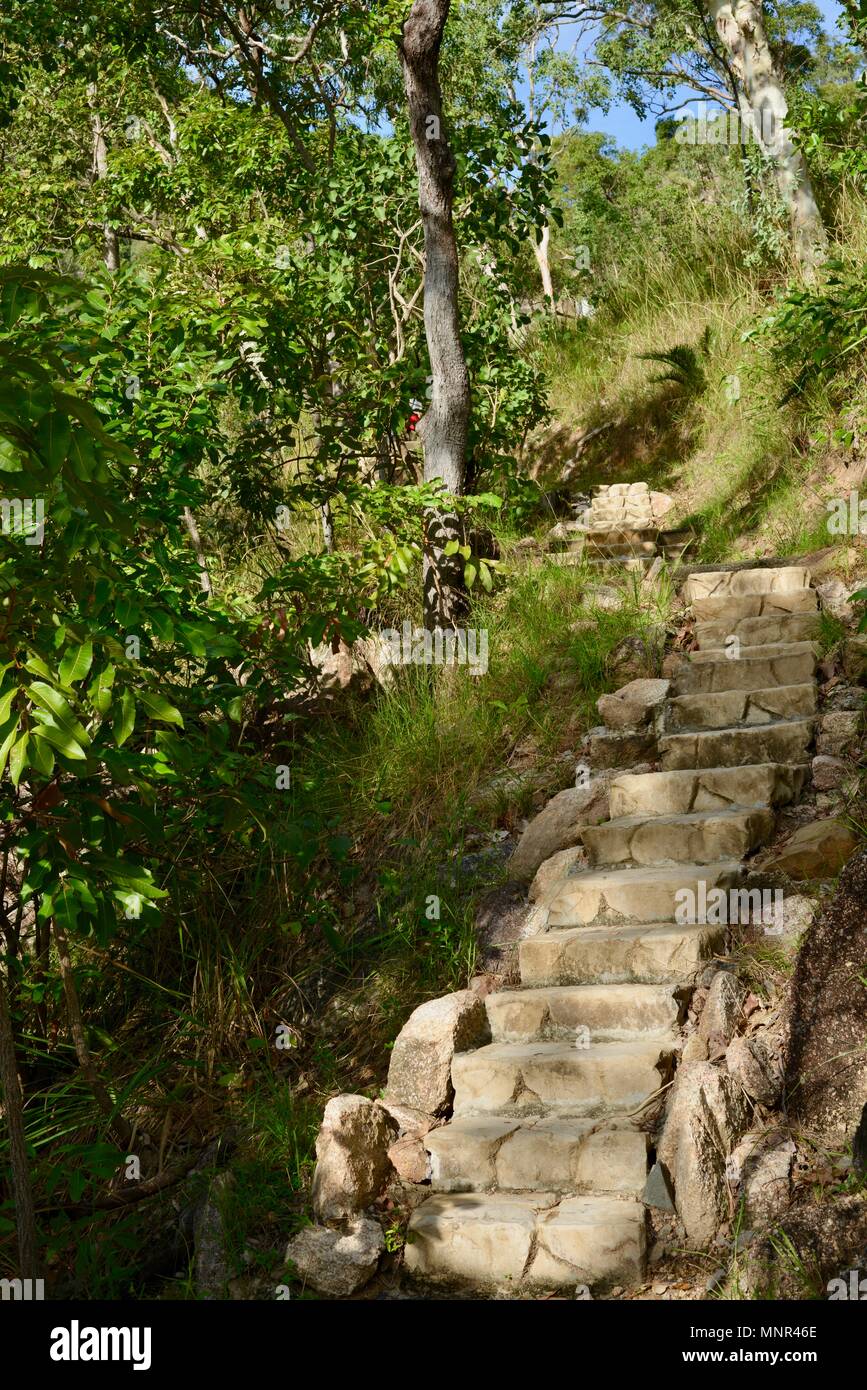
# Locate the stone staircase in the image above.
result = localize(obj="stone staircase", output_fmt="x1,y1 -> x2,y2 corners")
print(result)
403,563 -> 818,1295
576,482 -> 696,569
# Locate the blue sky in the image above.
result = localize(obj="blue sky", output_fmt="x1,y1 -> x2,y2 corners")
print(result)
539,0 -> 849,150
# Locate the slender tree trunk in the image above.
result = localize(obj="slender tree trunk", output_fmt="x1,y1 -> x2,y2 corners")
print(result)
87,85 -> 120,273
705,0 -> 826,271
0,955 -> 37,1279
399,0 -> 471,628
533,222 -> 555,305
182,506 -> 214,595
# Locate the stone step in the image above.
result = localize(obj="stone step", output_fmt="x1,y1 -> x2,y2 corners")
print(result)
485,983 -> 679,1042
691,589 -> 818,622
665,683 -> 817,731
451,1036 -> 675,1119
425,1115 -> 648,1195
520,921 -> 727,987
658,719 -> 813,770
404,1191 -> 645,1291
695,612 -> 820,648
682,566 -> 811,601
582,806 -> 774,867
545,861 -> 742,928
673,644 -> 817,694
608,763 -> 807,819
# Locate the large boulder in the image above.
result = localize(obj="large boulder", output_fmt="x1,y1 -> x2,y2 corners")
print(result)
729,1132 -> 795,1226
385,990 -> 490,1116
311,1095 -> 397,1223
508,777 -> 611,882
597,678 -> 669,731
740,1195 -> 867,1299
529,846 -> 584,904
762,818 -> 859,880
816,710 -> 861,757
657,1062 -> 753,1247
698,971 -> 747,1052
785,850 -> 867,1144
287,1216 -> 384,1297
726,1035 -> 781,1107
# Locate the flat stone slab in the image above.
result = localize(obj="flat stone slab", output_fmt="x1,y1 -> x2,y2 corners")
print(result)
683,566 -> 811,601
608,764 -> 806,819
519,921 -> 727,987
485,982 -> 679,1041
545,861 -> 742,927
695,612 -> 819,648
405,1191 -> 645,1290
665,683 -> 816,732
425,1115 -> 648,1195
582,806 -> 774,867
659,720 -> 814,771
451,1036 -> 675,1118
691,589 -> 818,622
673,646 -> 817,695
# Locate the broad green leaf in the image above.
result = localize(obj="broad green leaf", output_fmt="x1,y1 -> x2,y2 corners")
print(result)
111,688 -> 136,746
31,716 -> 87,760
59,640 -> 93,686
0,712 -> 21,776
9,732 -> 28,786
28,735 -> 54,777
27,682 -> 89,743
464,562 -> 477,589
138,691 -> 183,727
89,663 -> 115,714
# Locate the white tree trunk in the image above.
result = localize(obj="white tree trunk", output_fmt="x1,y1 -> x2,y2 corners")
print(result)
533,222 -> 555,305
706,0 -> 826,271
400,0 -> 471,627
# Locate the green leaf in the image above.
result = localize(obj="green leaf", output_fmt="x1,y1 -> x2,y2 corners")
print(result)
464,562 -> 477,589
138,691 -> 183,727
31,717 -> 87,761
111,688 -> 136,746
9,733 -> 28,786
89,663 -> 115,715
28,734 -> 54,776
443,540 -> 460,556
0,712 -> 19,777
59,640 -> 93,686
27,682 -> 89,744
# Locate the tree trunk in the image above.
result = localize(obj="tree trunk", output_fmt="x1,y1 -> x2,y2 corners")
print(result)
399,0 -> 471,629
705,0 -> 826,271
533,221 -> 555,306
182,506 -> 213,596
87,85 -> 120,273
0,956 -> 37,1280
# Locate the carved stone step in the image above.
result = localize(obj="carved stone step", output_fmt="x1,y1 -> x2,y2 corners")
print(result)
451,1035 -> 676,1119
519,921 -> 727,987
691,589 -> 818,622
683,566 -> 811,601
672,643 -> 817,694
608,763 -> 807,819
425,1115 -> 648,1195
695,611 -> 819,648
545,861 -> 742,928
485,982 -> 679,1042
582,806 -> 774,867
658,719 -> 813,770
404,1191 -> 645,1291
665,683 -> 816,731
